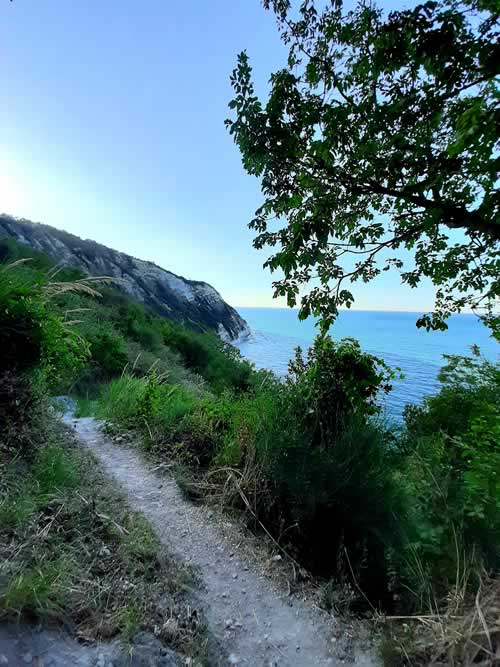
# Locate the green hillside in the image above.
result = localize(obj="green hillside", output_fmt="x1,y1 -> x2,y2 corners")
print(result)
1,237 -> 499,665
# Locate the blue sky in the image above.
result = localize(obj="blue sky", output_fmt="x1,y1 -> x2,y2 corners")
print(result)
0,0 -> 438,311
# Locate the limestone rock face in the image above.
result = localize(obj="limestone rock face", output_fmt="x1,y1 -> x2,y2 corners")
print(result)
0,214 -> 249,341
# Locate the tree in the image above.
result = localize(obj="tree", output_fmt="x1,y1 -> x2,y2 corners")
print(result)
226,0 -> 499,331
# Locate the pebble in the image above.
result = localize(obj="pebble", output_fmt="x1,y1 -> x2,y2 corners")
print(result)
232,573 -> 238,579
271,554 -> 282,562
22,654 -> 32,665
228,655 -> 239,665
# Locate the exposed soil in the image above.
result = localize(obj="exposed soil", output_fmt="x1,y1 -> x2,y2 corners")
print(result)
62,416 -> 378,667
0,412 -> 378,666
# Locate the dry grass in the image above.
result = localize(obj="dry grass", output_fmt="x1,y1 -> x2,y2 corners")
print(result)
0,421 -> 209,661
381,574 -> 500,665
44,275 -> 116,299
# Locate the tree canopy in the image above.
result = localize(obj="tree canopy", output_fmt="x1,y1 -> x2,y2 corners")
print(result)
226,0 -> 500,331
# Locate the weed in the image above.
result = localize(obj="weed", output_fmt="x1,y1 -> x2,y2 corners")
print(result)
2,555 -> 75,619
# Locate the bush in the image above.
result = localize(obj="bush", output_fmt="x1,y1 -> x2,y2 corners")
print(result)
161,321 -> 254,393
87,330 -> 129,378
237,340 -> 402,606
0,259 -> 89,454
103,336 -> 401,605
399,349 -> 500,606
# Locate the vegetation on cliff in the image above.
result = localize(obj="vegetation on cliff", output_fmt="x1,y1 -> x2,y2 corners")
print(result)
1,1 -> 498,661
1,233 -> 499,664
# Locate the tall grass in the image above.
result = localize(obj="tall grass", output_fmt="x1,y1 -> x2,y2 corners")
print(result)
92,339 -> 405,608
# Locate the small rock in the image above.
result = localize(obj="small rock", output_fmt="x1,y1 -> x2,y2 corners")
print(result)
241,589 -> 246,594
0,655 -> 9,665
22,655 -> 32,665
271,554 -> 282,562
207,511 -> 214,519
232,573 -> 238,579
228,655 -> 239,665
225,618 -> 233,628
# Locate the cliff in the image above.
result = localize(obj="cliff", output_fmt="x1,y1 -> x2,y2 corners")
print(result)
0,214 -> 249,341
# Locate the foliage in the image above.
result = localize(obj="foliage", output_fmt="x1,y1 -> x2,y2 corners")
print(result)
0,261 -> 88,384
400,350 -> 500,605
240,340 -> 402,603
86,329 -> 129,378
286,336 -> 394,444
1,237 -> 255,396
161,320 -> 255,393
227,0 -> 500,332
97,335 -> 403,606
0,255 -> 89,454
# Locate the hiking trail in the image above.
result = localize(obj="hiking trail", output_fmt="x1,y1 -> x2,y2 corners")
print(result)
64,415 -> 377,667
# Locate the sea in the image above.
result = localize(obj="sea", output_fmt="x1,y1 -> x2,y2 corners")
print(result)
235,308 -> 498,423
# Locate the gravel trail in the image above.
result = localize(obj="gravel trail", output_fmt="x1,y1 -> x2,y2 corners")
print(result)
66,416 -> 377,667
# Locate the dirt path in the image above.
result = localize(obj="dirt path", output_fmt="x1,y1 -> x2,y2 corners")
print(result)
67,416 -> 377,667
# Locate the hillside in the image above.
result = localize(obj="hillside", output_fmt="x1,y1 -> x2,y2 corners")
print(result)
0,213 -> 249,341
2,221 -> 499,667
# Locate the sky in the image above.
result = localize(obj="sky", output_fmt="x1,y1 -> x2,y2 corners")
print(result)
0,0 -> 439,311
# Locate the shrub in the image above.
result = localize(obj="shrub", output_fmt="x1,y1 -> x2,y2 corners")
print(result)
161,321 -> 254,393
87,329 -> 129,378
286,336 -> 394,445
0,259 -> 89,453
212,337 -> 402,606
400,349 -> 500,605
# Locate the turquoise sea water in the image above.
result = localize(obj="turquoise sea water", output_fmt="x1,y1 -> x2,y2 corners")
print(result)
235,308 -> 498,422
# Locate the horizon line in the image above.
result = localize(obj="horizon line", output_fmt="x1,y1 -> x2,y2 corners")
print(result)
234,305 -> 480,316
